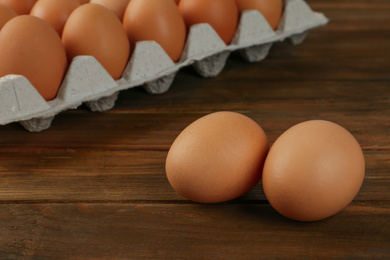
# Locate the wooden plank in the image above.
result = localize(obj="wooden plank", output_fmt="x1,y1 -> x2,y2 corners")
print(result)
0,203 -> 388,259
309,0 -> 390,8
308,0 -> 390,12
0,80 -> 389,148
270,32 -> 390,59
1,110 -> 388,151
0,148 -> 388,202
307,0 -> 390,32
313,9 -> 390,32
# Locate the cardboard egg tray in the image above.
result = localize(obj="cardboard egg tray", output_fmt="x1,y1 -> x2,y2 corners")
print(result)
0,0 -> 328,132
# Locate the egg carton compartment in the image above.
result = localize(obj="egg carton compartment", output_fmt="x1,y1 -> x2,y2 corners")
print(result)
0,0 -> 328,132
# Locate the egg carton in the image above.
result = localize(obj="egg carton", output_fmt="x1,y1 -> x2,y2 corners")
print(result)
0,0 -> 328,132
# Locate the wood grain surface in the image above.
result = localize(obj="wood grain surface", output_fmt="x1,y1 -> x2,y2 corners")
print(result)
0,0 -> 389,258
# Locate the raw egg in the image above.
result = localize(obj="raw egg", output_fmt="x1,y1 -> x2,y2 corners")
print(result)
30,0 -> 81,36
90,0 -> 130,21
235,0 -> 283,30
0,4 -> 17,30
123,0 -> 186,62
0,0 -> 37,14
62,3 -> 130,80
0,15 -> 68,101
262,120 -> 365,222
166,111 -> 269,203
178,0 -> 239,44
78,0 -> 90,4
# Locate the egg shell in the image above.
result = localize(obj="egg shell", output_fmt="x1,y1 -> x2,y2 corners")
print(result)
30,0 -> 81,36
0,0 -> 328,131
262,120 -> 365,222
89,0 -> 130,21
179,0 -> 239,45
165,111 -> 269,203
0,4 -> 17,29
62,3 -> 130,80
0,15 -> 67,101
123,0 -> 187,62
235,0 -> 283,30
0,0 -> 37,14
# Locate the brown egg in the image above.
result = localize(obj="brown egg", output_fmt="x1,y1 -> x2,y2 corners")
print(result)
78,0 -> 90,4
262,120 -> 365,222
0,15 -> 67,101
90,0 -> 130,21
166,111 -> 269,203
30,0 -> 80,36
62,3 -> 130,80
0,0 -> 37,14
0,4 -> 17,30
123,0 -> 186,62
178,0 -> 239,44
235,0 -> 283,30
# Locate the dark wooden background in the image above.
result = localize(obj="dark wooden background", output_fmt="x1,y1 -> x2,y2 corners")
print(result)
1,0 -> 389,258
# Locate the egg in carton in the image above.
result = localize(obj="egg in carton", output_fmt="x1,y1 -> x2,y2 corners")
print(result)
0,0 -> 328,132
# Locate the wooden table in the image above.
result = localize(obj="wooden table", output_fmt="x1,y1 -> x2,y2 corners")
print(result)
1,0 -> 389,258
